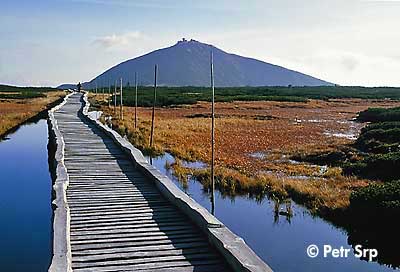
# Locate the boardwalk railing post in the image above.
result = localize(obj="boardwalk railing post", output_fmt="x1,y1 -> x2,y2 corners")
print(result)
210,49 -> 216,216
150,65 -> 157,147
135,72 -> 138,130
120,77 -> 123,120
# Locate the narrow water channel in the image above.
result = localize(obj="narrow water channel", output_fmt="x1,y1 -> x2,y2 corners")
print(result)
147,153 -> 397,272
0,119 -> 53,271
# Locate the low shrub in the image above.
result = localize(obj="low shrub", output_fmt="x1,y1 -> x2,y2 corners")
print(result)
350,180 -> 400,218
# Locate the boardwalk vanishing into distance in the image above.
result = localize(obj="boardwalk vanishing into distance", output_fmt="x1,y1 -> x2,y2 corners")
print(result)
48,92 -> 272,272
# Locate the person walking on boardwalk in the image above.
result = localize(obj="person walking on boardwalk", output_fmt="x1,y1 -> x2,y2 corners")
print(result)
77,82 -> 82,92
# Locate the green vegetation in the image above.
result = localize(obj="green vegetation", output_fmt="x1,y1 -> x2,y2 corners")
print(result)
95,85 -> 400,107
357,107 -> 400,122
340,107 -> 400,229
350,181 -> 400,218
343,152 -> 400,181
342,107 -> 400,180
354,123 -> 400,153
291,148 -> 358,167
0,84 -> 56,99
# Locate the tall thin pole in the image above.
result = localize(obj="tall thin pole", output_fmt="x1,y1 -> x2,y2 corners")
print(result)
210,50 -> 215,215
120,78 -> 123,120
108,81 -> 111,108
102,79 -> 104,99
114,79 -> 117,114
150,65 -> 157,147
95,81 -> 97,94
135,72 -> 138,130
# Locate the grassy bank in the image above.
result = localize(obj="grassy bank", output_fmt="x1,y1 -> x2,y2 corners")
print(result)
0,85 -> 65,137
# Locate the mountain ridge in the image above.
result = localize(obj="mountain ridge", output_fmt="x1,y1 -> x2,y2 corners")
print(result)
58,39 -> 333,89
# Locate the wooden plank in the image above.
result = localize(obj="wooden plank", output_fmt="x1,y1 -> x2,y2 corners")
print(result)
72,255 -> 221,269
70,228 -> 199,242
73,247 -> 212,262
71,241 -> 210,256
70,225 -> 195,237
70,216 -> 190,228
70,233 -> 204,246
70,221 -> 191,233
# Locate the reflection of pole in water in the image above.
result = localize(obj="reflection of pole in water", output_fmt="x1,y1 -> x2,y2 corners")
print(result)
285,201 -> 293,224
273,198 -> 293,224
274,200 -> 280,224
210,49 -> 216,216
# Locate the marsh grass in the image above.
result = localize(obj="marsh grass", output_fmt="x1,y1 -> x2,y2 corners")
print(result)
0,91 -> 65,137
171,159 -> 369,214
94,97 -> 390,216
168,158 -> 369,215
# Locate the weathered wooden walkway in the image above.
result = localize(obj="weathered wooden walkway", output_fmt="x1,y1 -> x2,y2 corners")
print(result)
48,92 -> 272,272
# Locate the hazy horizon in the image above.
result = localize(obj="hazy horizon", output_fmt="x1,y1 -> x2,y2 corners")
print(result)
1,0 -> 400,87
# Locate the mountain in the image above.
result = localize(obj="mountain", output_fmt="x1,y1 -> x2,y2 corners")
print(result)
64,39 -> 333,89
58,83 -> 78,90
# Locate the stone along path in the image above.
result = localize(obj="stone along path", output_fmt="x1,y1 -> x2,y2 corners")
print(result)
53,93 -> 230,271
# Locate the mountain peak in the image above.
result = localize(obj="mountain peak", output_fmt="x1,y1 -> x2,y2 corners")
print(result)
84,41 -> 332,88
175,38 -> 211,49
176,38 -> 200,44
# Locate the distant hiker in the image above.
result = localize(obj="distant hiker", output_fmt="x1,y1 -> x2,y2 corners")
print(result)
77,82 -> 82,92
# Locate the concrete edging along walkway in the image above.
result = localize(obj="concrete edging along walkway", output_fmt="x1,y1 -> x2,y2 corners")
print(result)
48,91 -> 74,272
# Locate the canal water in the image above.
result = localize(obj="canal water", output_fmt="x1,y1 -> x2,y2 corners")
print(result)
0,119 -> 53,271
147,153 -> 397,272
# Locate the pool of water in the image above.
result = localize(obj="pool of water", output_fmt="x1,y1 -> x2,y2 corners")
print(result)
0,119 -> 53,271
146,153 -> 397,272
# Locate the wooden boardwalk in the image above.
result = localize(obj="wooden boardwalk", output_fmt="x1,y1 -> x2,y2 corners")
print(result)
53,93 -> 230,271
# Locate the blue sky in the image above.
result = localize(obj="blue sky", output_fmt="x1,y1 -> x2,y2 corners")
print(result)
1,0 -> 400,87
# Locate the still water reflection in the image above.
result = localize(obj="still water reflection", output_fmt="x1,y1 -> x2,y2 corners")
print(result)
147,153 -> 396,272
0,119 -> 53,271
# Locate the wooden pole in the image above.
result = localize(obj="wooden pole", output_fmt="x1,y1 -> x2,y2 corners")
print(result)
210,50 -> 215,215
135,72 -> 138,130
150,65 -> 157,147
102,80 -> 104,99
120,78 -> 123,120
108,81 -> 111,108
114,79 -> 117,115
